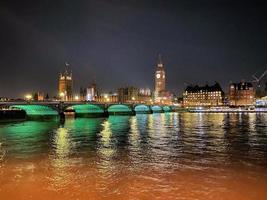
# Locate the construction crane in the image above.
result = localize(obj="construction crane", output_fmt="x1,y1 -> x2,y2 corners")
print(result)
252,69 -> 267,98
252,69 -> 267,88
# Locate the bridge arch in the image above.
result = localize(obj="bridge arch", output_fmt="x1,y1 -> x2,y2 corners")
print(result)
151,105 -> 163,113
134,104 -> 152,114
163,106 -> 172,112
71,104 -> 106,117
10,105 -> 58,119
108,104 -> 135,115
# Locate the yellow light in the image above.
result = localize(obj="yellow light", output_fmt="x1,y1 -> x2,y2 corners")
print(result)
74,95 -> 79,100
25,94 -> 32,100
132,97 -> 135,101
59,92 -> 65,97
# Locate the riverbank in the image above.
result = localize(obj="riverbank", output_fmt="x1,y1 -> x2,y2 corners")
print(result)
0,110 -> 26,122
186,107 -> 267,113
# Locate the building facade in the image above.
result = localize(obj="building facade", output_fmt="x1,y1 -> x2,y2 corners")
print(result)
139,88 -> 151,96
183,83 -> 224,107
33,92 -> 44,101
256,96 -> 267,107
138,88 -> 152,104
86,83 -> 98,101
79,87 -> 87,101
58,67 -> 73,101
118,87 -> 139,103
95,93 -> 118,103
154,54 -> 166,102
157,90 -> 174,105
229,82 -> 255,106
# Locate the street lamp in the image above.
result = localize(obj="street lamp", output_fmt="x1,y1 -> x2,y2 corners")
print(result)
25,94 -> 32,101
104,94 -> 109,102
74,95 -> 79,101
59,92 -> 65,101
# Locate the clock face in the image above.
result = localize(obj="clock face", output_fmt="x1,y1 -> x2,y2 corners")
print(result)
156,74 -> 161,79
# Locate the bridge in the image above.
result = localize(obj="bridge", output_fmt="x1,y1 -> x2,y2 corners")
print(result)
0,101 -> 176,119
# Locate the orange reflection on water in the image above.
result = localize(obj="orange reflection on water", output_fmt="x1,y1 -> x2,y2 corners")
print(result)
0,161 -> 267,200
0,113 -> 267,200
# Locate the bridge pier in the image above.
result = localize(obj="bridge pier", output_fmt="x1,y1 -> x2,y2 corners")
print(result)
59,111 -> 65,119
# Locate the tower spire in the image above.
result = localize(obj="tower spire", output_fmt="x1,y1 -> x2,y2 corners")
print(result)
158,54 -> 162,65
157,53 -> 163,68
65,62 -> 70,74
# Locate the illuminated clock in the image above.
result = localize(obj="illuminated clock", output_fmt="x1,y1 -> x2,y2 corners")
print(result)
156,74 -> 161,79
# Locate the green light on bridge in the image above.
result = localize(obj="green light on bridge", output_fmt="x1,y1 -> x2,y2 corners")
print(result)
134,105 -> 151,113
10,105 -> 58,116
108,104 -> 132,115
163,106 -> 172,112
72,104 -> 104,114
151,105 -> 163,113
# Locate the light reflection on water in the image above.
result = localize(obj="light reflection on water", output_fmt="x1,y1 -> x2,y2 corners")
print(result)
0,113 -> 267,199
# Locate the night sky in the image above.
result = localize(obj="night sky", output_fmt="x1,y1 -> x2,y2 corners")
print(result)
1,0 -> 267,98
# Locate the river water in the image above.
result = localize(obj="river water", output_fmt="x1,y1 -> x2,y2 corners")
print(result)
0,113 -> 267,200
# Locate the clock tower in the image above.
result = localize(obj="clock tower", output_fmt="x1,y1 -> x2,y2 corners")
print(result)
154,54 -> 166,101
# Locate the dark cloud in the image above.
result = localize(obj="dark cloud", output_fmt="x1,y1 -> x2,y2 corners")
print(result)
1,0 -> 267,98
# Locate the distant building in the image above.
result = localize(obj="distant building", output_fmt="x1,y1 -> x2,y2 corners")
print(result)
154,54 -> 166,102
157,90 -> 174,105
45,93 -> 49,101
95,93 -> 118,103
33,92 -> 44,101
86,83 -> 98,101
153,54 -> 173,104
80,87 -> 87,101
139,88 -> 151,96
229,82 -> 255,106
118,87 -> 139,103
58,65 -> 73,101
0,97 -> 9,101
183,82 -> 224,107
138,88 -> 152,104
256,96 -> 267,107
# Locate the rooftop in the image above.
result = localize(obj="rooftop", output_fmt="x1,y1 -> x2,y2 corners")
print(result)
185,82 -> 224,93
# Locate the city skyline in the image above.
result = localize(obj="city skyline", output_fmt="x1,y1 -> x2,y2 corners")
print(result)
1,0 -> 267,98
1,1 -> 267,200
1,54 -> 267,99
